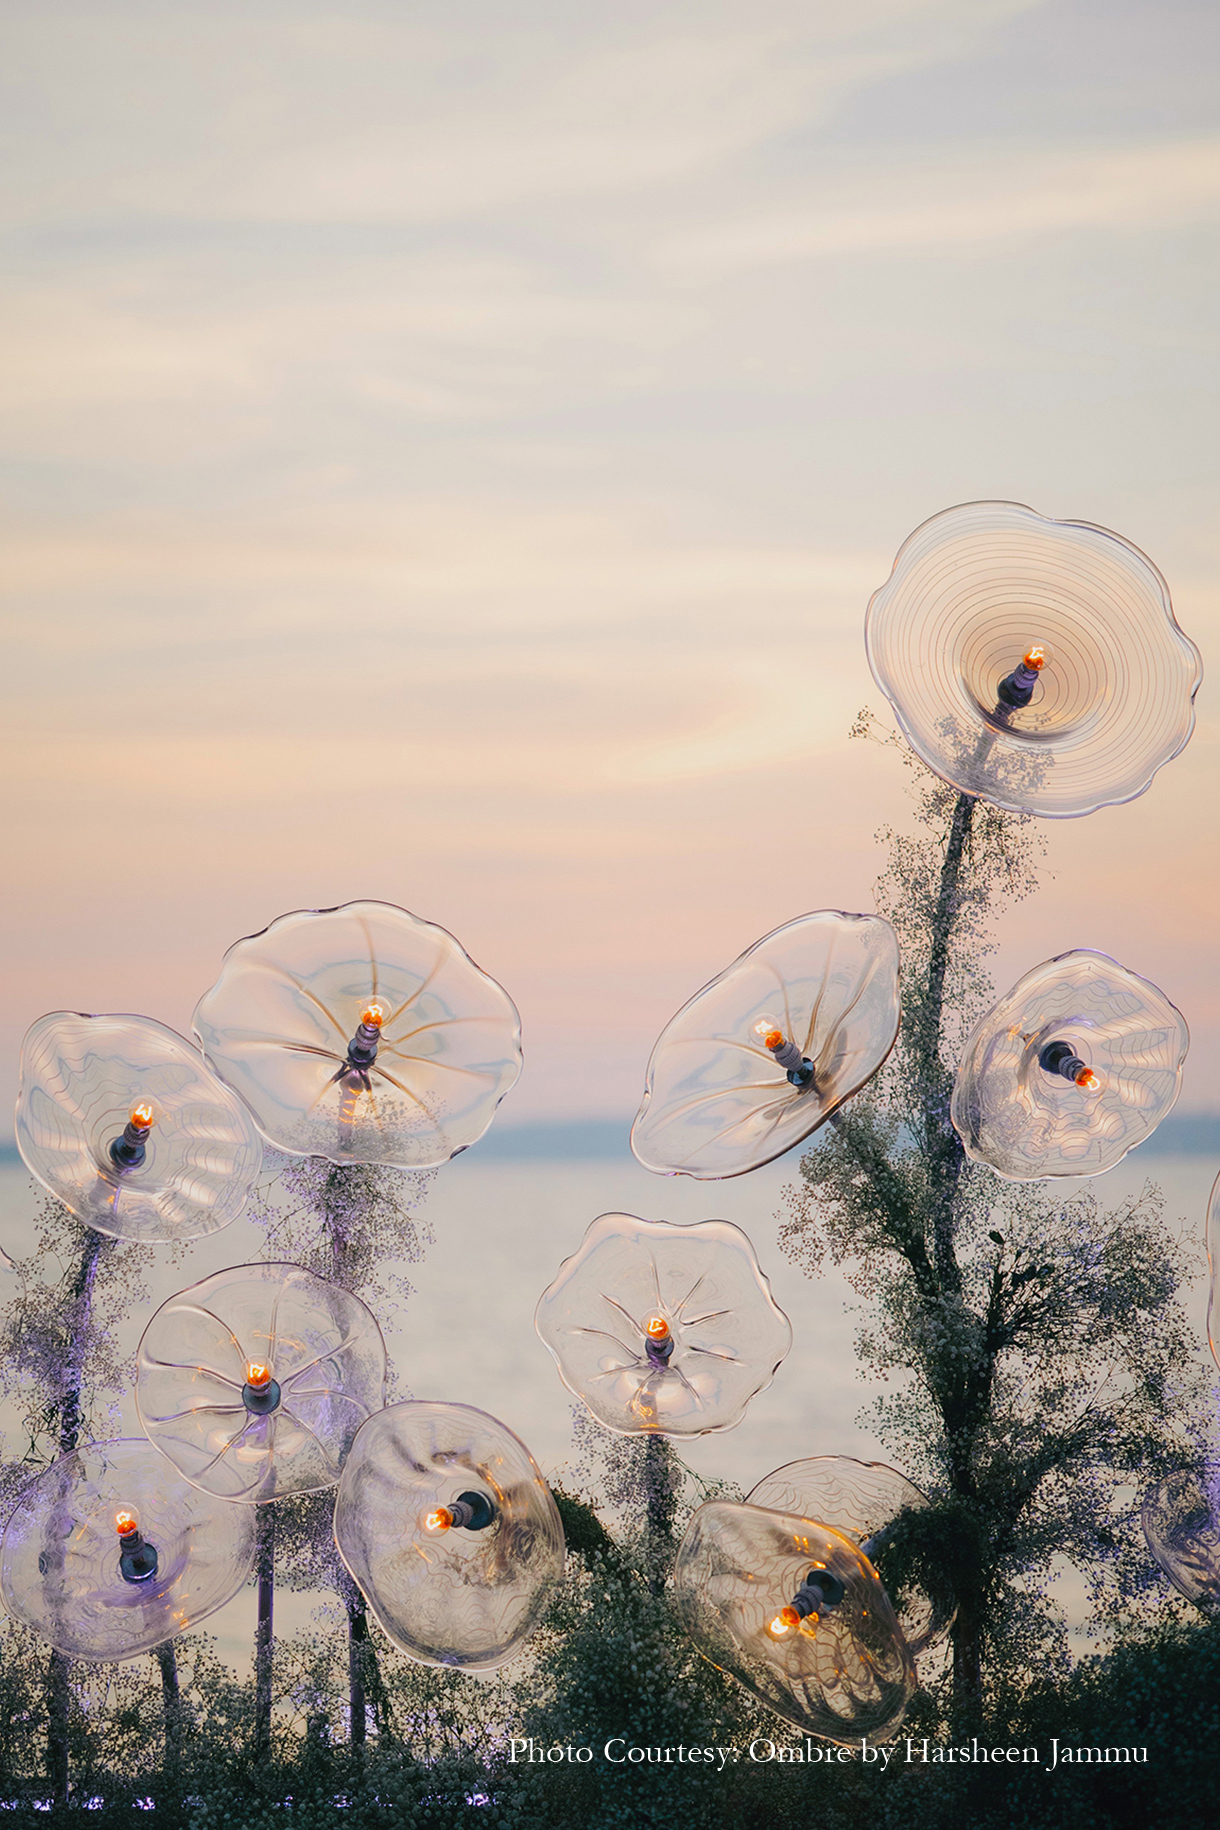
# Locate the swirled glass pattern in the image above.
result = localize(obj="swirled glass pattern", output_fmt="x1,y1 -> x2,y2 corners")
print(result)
333,1401 -> 564,1672
193,900 -> 521,1167
535,1212 -> 791,1437
864,501 -> 1201,817
672,1500 -> 916,1743
0,1437 -> 255,1661
746,1456 -> 955,1658
631,912 -> 900,1179
15,1012 -> 263,1243
136,1262 -> 386,1502
1142,1467 -> 1220,1611
950,950 -> 1187,1180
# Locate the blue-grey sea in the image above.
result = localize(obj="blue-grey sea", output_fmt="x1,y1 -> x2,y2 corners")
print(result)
0,1139 -> 1215,1672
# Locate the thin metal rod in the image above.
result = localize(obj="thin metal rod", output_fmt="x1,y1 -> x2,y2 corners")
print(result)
254,1506 -> 275,1760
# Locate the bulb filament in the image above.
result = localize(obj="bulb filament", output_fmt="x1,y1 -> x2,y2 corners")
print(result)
420,1490 -> 497,1535
751,1017 -> 814,1087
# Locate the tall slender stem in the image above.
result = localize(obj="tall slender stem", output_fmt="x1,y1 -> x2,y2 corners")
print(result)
322,1166 -> 384,1750
254,1505 -> 275,1760
46,1223 -> 107,1801
157,1643 -> 182,1786
643,1436 -> 676,1596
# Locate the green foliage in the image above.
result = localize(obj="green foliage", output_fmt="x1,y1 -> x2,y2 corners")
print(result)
779,734 -> 1212,1714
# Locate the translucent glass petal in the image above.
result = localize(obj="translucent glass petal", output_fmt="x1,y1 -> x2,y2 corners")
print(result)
535,1212 -> 791,1437
865,501 -> 1202,818
672,1499 -> 916,1744
0,1437 -> 256,1661
333,1401 -> 564,1672
747,1456 -> 955,1658
14,1012 -> 263,1244
1142,1468 -> 1220,1610
631,912 -> 900,1179
193,900 -> 522,1167
136,1262 -> 386,1503
950,951 -> 1187,1180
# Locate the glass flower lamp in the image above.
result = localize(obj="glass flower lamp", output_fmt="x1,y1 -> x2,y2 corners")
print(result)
1142,1468 -> 1220,1611
672,1499 -> 916,1744
951,950 -> 1187,1180
631,912 -> 900,1179
864,501 -> 1202,818
193,900 -> 522,1167
747,1456 -> 955,1658
14,1012 -> 263,1244
535,1211 -> 791,1436
136,1262 -> 386,1503
333,1401 -> 564,1671
0,1437 -> 256,1661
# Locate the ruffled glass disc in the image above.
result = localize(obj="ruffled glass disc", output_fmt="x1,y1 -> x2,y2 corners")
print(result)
333,1401 -> 564,1672
864,501 -> 1202,818
746,1456 -> 955,1658
535,1211 -> 791,1437
672,1499 -> 915,1744
193,900 -> 522,1167
631,912 -> 900,1179
951,950 -> 1187,1180
1142,1468 -> 1220,1611
15,1012 -> 263,1244
136,1262 -> 386,1503
0,1437 -> 256,1661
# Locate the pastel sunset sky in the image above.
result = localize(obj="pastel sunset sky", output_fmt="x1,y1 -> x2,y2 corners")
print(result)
2,0 -> 1218,1127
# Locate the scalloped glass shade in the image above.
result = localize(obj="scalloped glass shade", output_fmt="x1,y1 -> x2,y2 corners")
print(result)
950,951 -> 1187,1180
14,1013 -> 263,1244
631,912 -> 900,1179
747,1457 -> 955,1658
136,1263 -> 386,1503
1206,1170 -> 1220,1373
865,501 -> 1201,818
672,1500 -> 916,1744
193,900 -> 522,1167
0,1438 -> 256,1661
333,1401 -> 564,1672
1142,1468 -> 1220,1610
535,1212 -> 791,1437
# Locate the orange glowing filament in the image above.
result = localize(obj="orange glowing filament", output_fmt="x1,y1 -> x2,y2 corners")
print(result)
645,1314 -> 670,1343
1075,1067 -> 1101,1092
246,1363 -> 272,1391
769,1606 -> 800,1636
361,1002 -> 387,1029
114,1509 -> 139,1539
424,1507 -> 453,1533
1023,645 -> 1047,671
128,1102 -> 155,1132
752,1017 -> 785,1050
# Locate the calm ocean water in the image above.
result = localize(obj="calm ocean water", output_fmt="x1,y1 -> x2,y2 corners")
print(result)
0,1145 -> 1215,1671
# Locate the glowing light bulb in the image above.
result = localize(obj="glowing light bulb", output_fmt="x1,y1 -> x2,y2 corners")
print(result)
246,1363 -> 272,1392
769,1606 -> 800,1636
128,1102 -> 155,1132
114,1508 -> 140,1539
361,1002 -> 387,1030
645,1315 -> 670,1342
752,1017 -> 785,1050
423,1506 -> 453,1534
1023,644 -> 1048,671
1075,1067 -> 1101,1092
